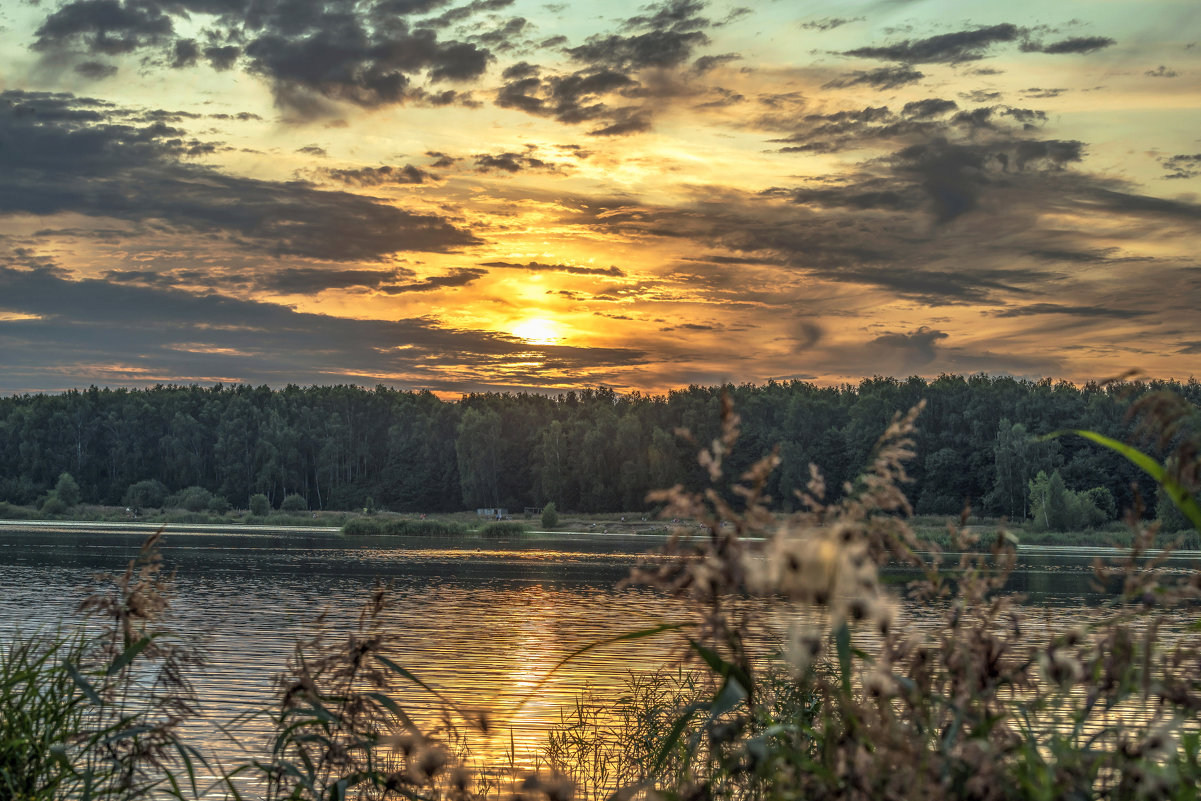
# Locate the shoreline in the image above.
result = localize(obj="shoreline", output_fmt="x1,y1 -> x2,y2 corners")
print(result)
2,519 -> 1199,558
0,518 -> 671,540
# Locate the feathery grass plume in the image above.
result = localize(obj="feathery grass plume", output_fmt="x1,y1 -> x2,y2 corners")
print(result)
231,581 -> 507,801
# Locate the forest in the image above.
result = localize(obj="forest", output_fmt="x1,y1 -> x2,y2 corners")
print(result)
0,375 -> 1197,524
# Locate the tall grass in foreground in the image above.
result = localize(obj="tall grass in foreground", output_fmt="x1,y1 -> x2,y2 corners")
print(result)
0,530 -> 206,800
567,391 -> 1201,800
342,517 -> 470,537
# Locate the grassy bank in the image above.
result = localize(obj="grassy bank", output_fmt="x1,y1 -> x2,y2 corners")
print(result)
0,500 -> 351,528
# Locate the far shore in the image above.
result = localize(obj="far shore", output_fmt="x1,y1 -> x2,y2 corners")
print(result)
0,517 -> 670,539
2,518 -> 1199,558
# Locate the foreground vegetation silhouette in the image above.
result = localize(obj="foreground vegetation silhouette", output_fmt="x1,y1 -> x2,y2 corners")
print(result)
3,387 -> 1201,799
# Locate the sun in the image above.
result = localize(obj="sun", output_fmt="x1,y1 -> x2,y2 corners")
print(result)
510,318 -> 561,344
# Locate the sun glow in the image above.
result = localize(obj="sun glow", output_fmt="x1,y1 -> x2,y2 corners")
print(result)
509,318 -> 561,344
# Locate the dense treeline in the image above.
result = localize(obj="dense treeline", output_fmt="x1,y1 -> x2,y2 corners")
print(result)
0,377 -> 1197,519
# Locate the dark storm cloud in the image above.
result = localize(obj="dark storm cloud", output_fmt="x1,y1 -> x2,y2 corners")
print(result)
808,266 -> 1046,304
473,150 -> 565,173
889,138 -> 1084,222
901,98 -> 958,119
426,151 -> 458,168
962,90 -> 1003,103
102,269 -> 188,288
425,0 -> 516,28
773,103 -> 1035,156
379,267 -> 487,293
1028,248 -> 1120,263
1084,187 -> 1201,220
479,260 -> 625,276
494,0 -> 716,134
1146,66 -> 1179,78
1001,107 -> 1047,127
169,38 -> 200,68
620,0 -> 708,33
33,0 -> 175,56
801,17 -> 863,32
495,68 -> 637,125
253,267 -> 415,293
822,65 -> 925,90
241,24 -> 491,111
27,0 -> 501,115
0,90 -> 480,260
772,97 -> 1086,223
1022,36 -> 1115,55
588,111 -> 653,137
788,180 -> 922,212
692,53 -> 740,73
204,45 -> 242,70
0,265 -> 647,391
1022,87 -> 1067,98
323,164 -> 435,185
841,23 -> 1023,64
207,111 -> 262,121
869,327 -> 948,366
467,16 -> 530,52
566,28 -> 710,71
1160,154 -> 1201,180
74,60 -> 118,78
374,0 -> 454,15
992,303 -> 1149,318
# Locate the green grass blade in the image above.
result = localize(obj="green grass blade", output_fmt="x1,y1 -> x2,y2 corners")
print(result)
650,701 -> 707,775
63,660 -> 103,706
835,622 -> 852,695
106,635 -> 153,676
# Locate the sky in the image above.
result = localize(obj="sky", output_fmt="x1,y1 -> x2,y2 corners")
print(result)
0,0 -> 1199,395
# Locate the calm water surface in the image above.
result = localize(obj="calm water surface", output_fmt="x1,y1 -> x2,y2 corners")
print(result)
1,526 -> 1197,774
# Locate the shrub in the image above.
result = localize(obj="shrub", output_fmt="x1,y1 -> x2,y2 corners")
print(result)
0,476 -> 38,506
38,494 -> 67,516
479,521 -> 528,538
341,517 -> 384,536
54,473 -> 81,507
280,493 -> 308,513
0,501 -> 32,520
1029,469 -> 1106,530
122,478 -> 168,508
167,485 -> 213,512
1083,486 -> 1117,520
341,518 -> 468,537
207,494 -> 232,514
248,493 -> 271,516
541,501 -> 559,529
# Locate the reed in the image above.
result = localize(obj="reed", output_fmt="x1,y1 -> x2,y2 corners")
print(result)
342,517 -> 470,537
477,521 -> 529,539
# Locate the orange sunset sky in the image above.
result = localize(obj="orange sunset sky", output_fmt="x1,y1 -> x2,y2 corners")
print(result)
0,0 -> 1199,394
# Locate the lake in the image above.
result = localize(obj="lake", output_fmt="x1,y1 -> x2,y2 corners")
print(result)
1,524 -> 1197,783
